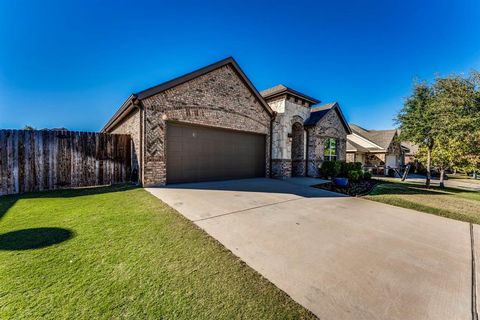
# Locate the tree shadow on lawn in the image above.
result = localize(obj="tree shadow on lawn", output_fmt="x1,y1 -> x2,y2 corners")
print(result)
0,184 -> 137,250
0,227 -> 74,250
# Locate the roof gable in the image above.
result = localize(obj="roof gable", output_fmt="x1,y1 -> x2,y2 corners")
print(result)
135,57 -> 273,117
304,102 -> 352,134
103,57 -> 273,132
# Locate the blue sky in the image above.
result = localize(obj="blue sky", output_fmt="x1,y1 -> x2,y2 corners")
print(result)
1,0 -> 479,131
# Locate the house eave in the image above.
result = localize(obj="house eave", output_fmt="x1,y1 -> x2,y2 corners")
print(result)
102,94 -> 137,132
102,57 -> 275,132
135,57 -> 274,117
262,88 -> 320,105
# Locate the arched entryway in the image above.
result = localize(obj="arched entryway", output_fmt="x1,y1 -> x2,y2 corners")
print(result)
291,122 -> 305,176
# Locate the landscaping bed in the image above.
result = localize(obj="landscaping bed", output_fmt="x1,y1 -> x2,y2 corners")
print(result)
315,179 -> 380,196
315,160 -> 378,196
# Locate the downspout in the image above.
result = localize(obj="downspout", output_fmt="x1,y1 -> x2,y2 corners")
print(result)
270,111 -> 277,178
132,95 -> 144,186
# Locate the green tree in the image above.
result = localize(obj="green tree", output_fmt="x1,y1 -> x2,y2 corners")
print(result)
416,137 -> 460,187
23,125 -> 36,130
433,72 -> 480,179
398,72 -> 480,188
396,83 -> 436,188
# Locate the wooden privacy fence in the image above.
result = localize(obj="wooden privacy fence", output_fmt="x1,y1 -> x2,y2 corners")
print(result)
0,130 -> 132,196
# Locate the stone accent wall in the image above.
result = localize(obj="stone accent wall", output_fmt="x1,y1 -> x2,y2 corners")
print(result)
270,98 -> 310,160
271,159 -> 291,178
291,121 -> 305,176
268,97 -> 310,178
111,109 -> 141,182
267,96 -> 286,113
140,64 -> 272,186
307,109 -> 348,177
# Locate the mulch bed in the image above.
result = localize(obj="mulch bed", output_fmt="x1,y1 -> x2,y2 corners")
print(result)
314,179 -> 381,196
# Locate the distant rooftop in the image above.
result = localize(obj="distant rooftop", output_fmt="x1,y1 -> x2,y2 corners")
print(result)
348,123 -> 398,150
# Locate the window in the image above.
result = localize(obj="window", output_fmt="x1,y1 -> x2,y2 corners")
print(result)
324,138 -> 337,161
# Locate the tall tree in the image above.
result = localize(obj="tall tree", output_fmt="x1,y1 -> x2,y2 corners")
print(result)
433,72 -> 480,180
416,137 -> 460,187
396,83 -> 436,188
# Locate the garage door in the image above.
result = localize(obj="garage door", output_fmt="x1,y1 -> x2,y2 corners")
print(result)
166,123 -> 266,184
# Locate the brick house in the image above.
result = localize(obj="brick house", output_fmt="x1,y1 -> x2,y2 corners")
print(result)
346,124 -> 408,174
103,57 -> 350,186
260,87 -> 351,178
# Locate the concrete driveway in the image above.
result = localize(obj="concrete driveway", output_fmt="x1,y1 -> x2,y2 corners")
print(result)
146,178 -> 474,320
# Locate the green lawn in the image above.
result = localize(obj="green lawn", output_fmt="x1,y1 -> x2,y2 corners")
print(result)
365,180 -> 480,224
0,185 -> 315,320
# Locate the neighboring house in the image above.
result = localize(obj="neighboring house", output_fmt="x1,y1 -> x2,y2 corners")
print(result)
103,57 -> 350,186
346,124 -> 407,173
401,141 -> 419,165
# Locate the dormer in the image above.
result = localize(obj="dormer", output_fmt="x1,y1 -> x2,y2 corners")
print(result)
260,84 -> 320,114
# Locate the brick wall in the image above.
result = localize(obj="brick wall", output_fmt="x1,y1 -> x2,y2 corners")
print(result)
140,64 -> 272,186
307,109 -> 348,177
110,109 -> 141,182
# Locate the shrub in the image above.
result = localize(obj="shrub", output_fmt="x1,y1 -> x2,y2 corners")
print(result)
338,161 -> 350,177
363,171 -> 372,180
339,161 -> 363,177
353,162 -> 363,171
320,161 -> 341,178
347,170 -> 364,182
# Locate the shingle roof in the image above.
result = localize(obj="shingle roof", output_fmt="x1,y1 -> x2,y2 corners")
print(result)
348,124 -> 370,135
348,123 -> 398,150
304,108 -> 330,126
259,84 -> 288,97
310,102 -> 337,113
401,141 -> 418,155
304,102 -> 352,134
260,84 -> 320,104
397,130 -> 419,155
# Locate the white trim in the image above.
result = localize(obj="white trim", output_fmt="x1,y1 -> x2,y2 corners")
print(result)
347,133 -> 383,150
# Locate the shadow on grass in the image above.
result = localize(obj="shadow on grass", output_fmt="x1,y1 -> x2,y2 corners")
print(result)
370,180 -> 479,196
0,227 -> 74,250
0,186 -> 137,250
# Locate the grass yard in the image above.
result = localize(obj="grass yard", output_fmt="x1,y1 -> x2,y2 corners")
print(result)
446,174 -> 480,185
365,180 -> 480,224
0,185 -> 315,320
